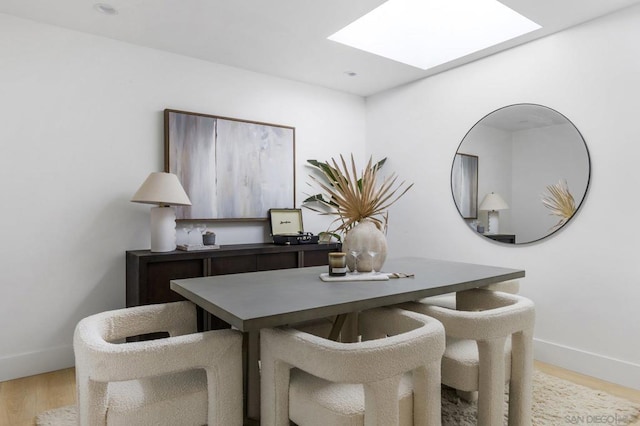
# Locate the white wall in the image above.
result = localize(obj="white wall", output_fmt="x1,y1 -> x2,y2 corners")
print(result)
366,4 -> 640,389
0,14 -> 365,381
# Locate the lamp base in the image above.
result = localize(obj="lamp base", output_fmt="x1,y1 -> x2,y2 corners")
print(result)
150,206 -> 177,252
487,210 -> 500,234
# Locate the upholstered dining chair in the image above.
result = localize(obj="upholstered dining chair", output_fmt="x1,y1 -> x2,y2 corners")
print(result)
73,301 -> 243,426
260,307 -> 445,426
419,279 -> 520,309
399,289 -> 535,426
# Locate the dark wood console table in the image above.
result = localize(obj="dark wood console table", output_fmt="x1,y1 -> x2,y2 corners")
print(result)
126,243 -> 341,330
484,234 -> 516,244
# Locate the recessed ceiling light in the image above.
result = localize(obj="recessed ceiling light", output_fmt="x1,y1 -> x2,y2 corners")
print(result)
93,3 -> 118,15
328,0 -> 541,70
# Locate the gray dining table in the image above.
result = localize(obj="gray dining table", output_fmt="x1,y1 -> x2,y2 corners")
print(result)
170,256 -> 525,423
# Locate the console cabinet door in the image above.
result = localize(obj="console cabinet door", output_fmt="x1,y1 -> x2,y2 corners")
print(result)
210,255 -> 257,275
303,249 -> 333,267
257,252 -> 298,270
146,259 -> 205,304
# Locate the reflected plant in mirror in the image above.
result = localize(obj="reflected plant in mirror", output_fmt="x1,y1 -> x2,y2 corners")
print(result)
541,179 -> 576,231
451,103 -> 590,244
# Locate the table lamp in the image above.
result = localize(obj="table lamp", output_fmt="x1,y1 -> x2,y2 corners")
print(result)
479,192 -> 509,234
131,172 -> 192,252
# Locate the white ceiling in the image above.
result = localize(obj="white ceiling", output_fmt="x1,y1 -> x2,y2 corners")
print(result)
1,0 -> 639,97
480,104 -> 570,132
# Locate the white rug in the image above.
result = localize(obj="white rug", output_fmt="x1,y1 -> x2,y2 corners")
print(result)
36,370 -> 640,425
442,370 -> 640,425
35,404 -> 76,426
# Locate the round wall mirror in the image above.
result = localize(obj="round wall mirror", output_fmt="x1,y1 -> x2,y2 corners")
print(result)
451,103 -> 590,244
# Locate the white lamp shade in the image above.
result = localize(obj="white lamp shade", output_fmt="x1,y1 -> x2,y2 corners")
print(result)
131,172 -> 191,252
131,172 -> 192,206
479,192 -> 509,211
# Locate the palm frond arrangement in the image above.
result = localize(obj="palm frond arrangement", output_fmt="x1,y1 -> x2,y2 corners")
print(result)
541,179 -> 576,230
303,154 -> 413,235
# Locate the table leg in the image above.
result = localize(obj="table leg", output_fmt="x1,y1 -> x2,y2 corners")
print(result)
328,314 -> 347,341
342,312 -> 359,343
245,331 -> 260,422
328,312 -> 359,342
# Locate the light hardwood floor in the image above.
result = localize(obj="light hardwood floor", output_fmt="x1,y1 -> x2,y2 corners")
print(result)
0,368 -> 76,426
1,362 -> 638,426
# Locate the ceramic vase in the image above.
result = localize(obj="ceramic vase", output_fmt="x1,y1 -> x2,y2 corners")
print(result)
343,219 -> 387,272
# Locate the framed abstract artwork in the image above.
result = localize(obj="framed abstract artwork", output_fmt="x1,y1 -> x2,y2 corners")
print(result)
164,109 -> 296,221
451,153 -> 478,219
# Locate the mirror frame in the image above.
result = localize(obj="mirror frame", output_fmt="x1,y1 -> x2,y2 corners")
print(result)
452,103 -> 591,244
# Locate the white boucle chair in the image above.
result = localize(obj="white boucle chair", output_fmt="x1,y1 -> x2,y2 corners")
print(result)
419,279 -> 520,309
260,307 -> 445,426
399,289 -> 535,426
73,301 -> 243,426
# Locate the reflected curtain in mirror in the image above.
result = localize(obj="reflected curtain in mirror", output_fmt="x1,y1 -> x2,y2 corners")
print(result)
451,153 -> 478,219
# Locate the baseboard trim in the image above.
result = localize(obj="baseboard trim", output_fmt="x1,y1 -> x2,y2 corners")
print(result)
3,339 -> 638,389
0,344 -> 74,382
534,338 -> 640,390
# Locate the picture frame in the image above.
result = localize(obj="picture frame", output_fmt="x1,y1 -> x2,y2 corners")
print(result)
165,109 -> 296,221
451,153 -> 478,219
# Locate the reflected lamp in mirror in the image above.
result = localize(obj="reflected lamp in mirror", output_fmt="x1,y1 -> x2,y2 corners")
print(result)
131,172 -> 192,252
479,192 -> 509,234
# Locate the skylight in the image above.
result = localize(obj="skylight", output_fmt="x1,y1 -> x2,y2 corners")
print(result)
328,0 -> 541,70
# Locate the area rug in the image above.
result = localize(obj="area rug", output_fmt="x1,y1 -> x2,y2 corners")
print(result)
36,370 -> 640,425
442,371 -> 640,425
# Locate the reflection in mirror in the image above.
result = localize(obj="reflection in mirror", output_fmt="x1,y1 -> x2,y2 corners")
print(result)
452,154 -> 478,219
452,104 -> 590,244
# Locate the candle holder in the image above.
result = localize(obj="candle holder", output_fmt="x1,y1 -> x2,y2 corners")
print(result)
328,252 -> 347,277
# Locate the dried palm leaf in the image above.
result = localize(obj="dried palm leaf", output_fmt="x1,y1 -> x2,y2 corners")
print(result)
304,154 -> 413,235
541,179 -> 576,230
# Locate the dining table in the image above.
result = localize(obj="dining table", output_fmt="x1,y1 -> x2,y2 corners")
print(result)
170,256 -> 525,424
